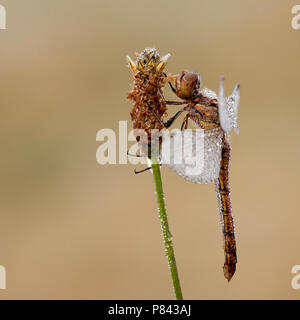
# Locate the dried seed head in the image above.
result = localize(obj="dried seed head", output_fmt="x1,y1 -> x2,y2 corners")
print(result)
127,48 -> 171,156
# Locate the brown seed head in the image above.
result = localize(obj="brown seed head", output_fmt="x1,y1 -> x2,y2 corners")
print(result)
127,48 -> 171,156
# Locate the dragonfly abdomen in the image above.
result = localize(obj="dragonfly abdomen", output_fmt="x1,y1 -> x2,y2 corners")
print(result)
215,137 -> 237,282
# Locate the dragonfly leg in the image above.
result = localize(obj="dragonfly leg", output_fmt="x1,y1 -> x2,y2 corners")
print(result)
165,100 -> 185,106
134,164 -> 162,175
127,151 -> 145,158
164,109 -> 184,128
168,81 -> 177,95
127,151 -> 155,175
180,114 -> 189,130
134,167 -> 152,174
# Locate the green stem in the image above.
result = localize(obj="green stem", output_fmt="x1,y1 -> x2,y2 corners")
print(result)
151,161 -> 183,300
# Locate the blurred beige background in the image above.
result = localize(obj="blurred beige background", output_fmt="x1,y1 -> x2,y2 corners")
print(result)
0,0 -> 299,299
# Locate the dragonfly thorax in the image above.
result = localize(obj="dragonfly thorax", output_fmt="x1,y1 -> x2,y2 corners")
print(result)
187,103 -> 220,131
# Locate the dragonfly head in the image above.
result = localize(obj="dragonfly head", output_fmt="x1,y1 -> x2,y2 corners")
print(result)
175,71 -> 201,100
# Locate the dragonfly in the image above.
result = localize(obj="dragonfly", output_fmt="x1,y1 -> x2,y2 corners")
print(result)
160,71 -> 240,281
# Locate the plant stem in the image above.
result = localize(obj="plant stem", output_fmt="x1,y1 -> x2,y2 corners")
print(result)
151,161 -> 183,300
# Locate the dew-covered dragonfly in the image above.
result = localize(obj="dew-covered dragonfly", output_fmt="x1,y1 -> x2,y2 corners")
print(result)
160,71 -> 240,281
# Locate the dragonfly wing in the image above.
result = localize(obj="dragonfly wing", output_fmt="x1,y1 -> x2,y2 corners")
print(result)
226,83 -> 240,134
200,87 -> 218,100
218,76 -> 240,133
161,128 -> 223,184
200,79 -> 240,134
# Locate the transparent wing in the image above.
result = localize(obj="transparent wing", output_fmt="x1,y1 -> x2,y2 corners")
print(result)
161,128 -> 223,184
226,83 -> 240,134
218,76 -> 240,134
200,87 -> 218,100
201,77 -> 240,134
